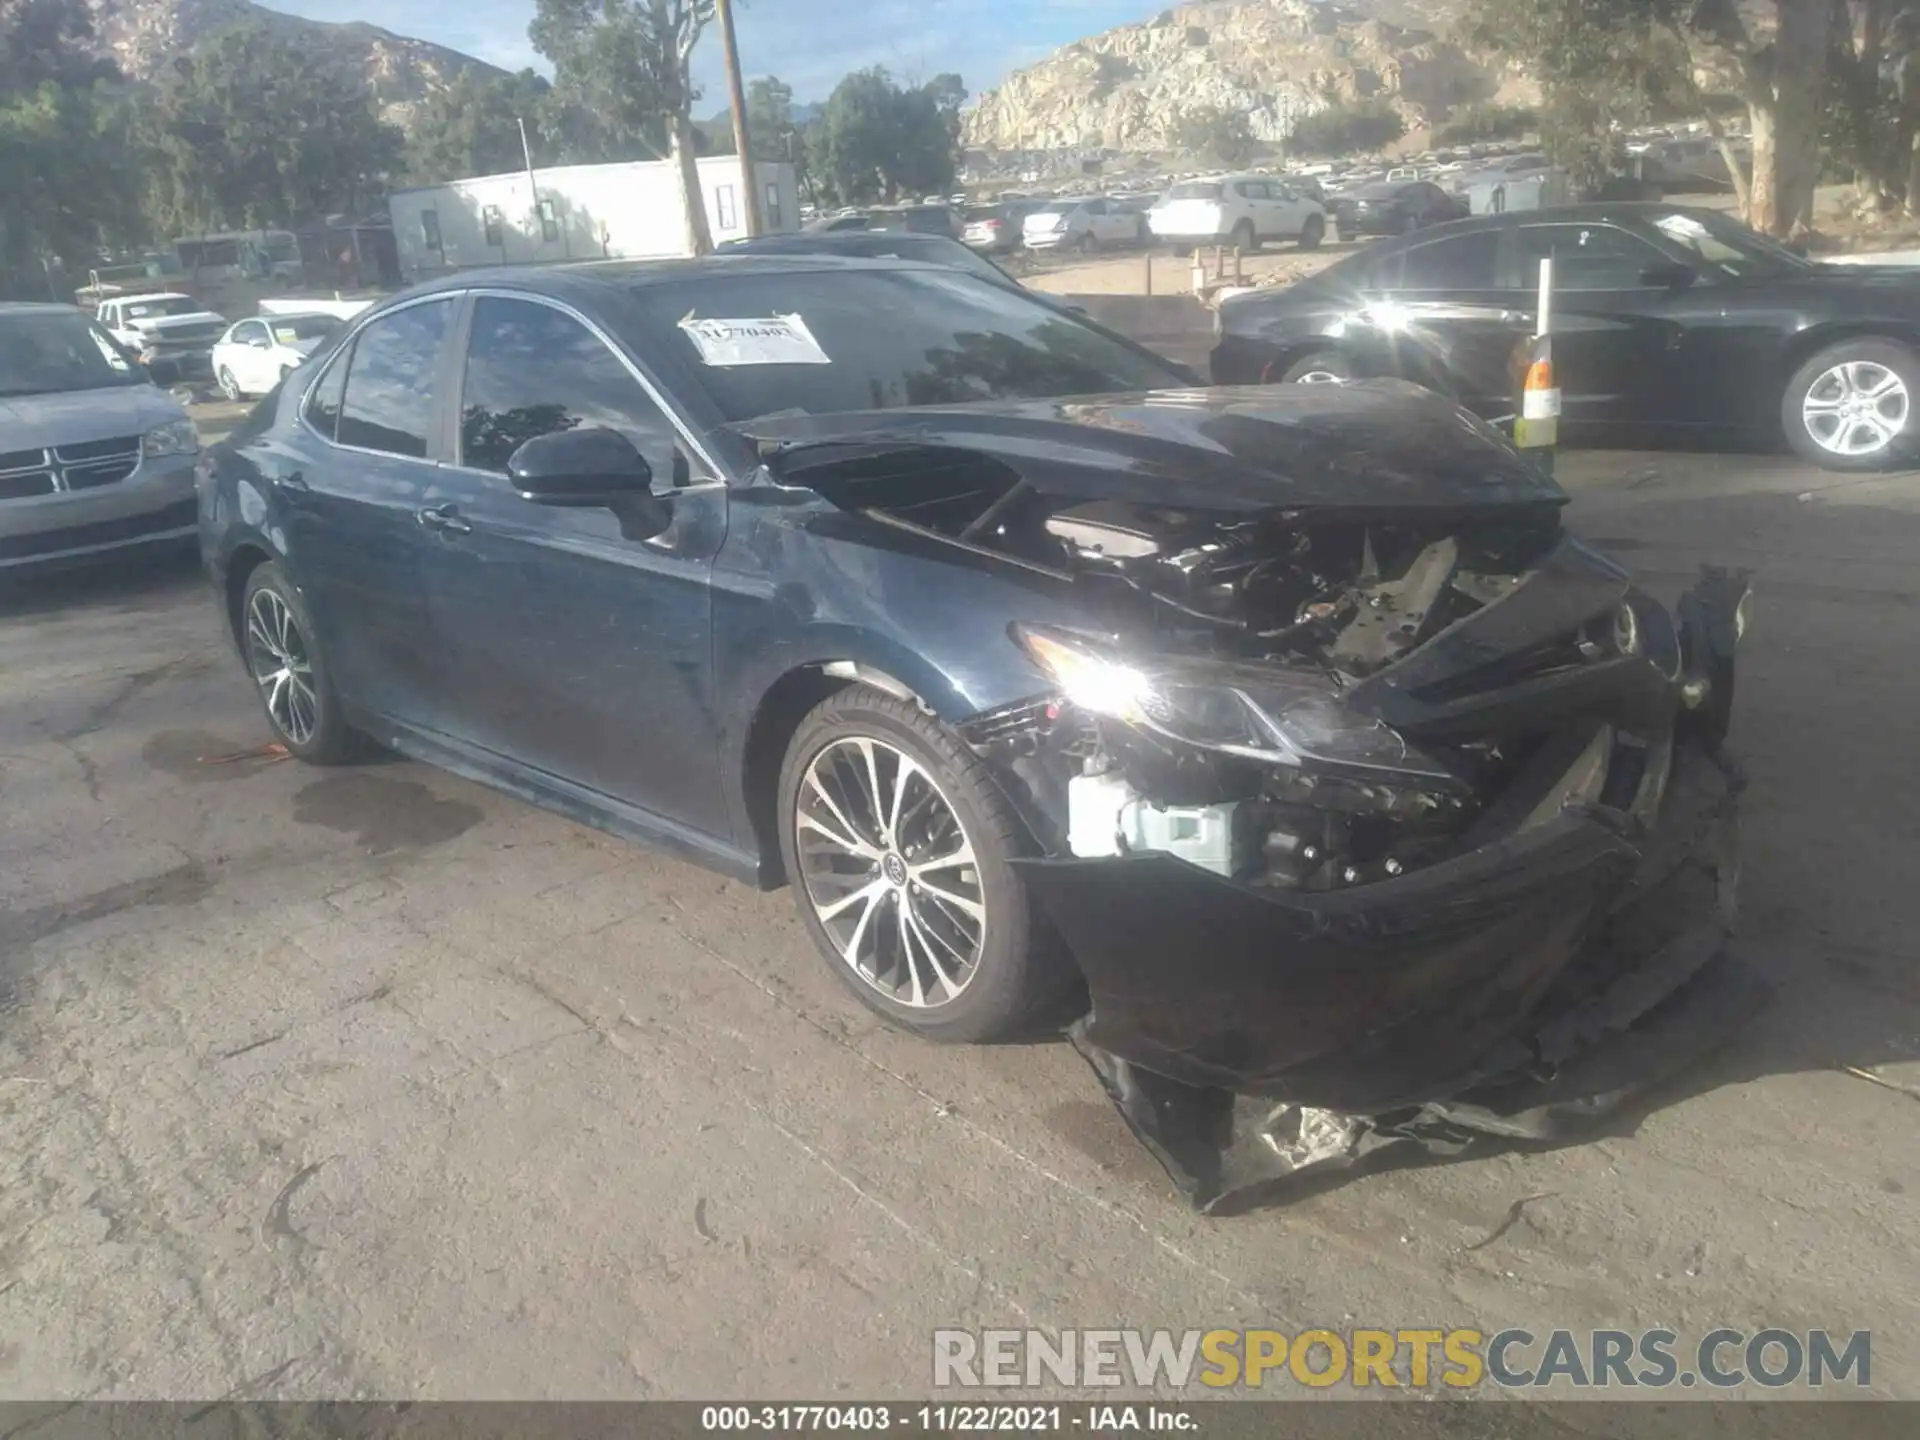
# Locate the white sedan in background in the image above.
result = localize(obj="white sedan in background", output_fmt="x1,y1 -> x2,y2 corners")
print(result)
210,312 -> 343,399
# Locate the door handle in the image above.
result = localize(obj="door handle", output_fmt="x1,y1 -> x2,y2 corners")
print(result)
416,503 -> 472,535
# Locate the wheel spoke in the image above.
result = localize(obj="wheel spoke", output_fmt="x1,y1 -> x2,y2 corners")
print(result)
817,874 -> 888,921
909,838 -> 974,876
854,738 -> 886,842
1861,369 -> 1903,399
914,876 -> 984,921
887,754 -> 913,844
902,897 -> 963,997
804,772 -> 879,857
894,903 -> 927,1007
1801,393 -> 1846,413
840,885 -> 887,968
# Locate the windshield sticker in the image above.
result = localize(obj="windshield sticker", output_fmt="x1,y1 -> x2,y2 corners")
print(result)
272,327 -> 300,344
678,313 -> 830,367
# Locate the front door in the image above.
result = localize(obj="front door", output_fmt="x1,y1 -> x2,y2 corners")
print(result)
1354,227 -> 1521,415
1506,221 -> 1686,426
416,293 -> 729,834
278,298 -> 456,727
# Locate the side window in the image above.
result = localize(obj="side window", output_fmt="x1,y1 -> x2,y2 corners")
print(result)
1083,198 -> 1106,216
458,296 -> 692,486
715,186 -> 738,231
241,321 -> 269,345
1397,230 -> 1500,289
1517,224 -> 1663,291
303,345 -> 350,441
1237,181 -> 1267,200
421,209 -> 442,252
335,301 -> 452,458
764,182 -> 782,230
538,198 -> 560,243
483,205 -> 504,247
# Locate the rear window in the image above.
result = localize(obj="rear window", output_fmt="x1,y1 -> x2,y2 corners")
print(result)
629,269 -> 1186,423
1164,182 -> 1223,201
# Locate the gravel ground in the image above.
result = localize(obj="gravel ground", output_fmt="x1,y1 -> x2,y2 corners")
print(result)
0,435 -> 1916,1403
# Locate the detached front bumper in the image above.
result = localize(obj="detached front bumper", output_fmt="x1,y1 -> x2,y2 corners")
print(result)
1009,570 -> 1762,1209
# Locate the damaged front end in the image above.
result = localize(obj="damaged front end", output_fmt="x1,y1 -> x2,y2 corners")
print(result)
748,387 -> 1764,1209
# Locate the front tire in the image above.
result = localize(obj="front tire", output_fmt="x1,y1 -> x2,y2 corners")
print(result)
1230,219 -> 1258,253
1782,338 -> 1918,470
777,686 -> 1066,1042
217,366 -> 242,402
1298,214 -> 1326,250
239,561 -> 360,764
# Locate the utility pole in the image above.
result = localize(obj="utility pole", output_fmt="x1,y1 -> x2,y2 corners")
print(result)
715,0 -> 764,236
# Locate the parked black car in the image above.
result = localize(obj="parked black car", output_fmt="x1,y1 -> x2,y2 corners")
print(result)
200,255 -> 1753,1206
1214,203 -> 1920,470
1329,180 -> 1468,237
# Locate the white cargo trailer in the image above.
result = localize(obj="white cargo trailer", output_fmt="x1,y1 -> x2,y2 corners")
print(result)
387,156 -> 799,280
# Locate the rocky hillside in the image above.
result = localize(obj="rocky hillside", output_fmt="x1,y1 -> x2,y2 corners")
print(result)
88,0 -> 503,127
965,0 -> 1537,154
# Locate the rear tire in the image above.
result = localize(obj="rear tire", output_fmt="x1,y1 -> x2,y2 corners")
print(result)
777,686 -> 1070,1043
1781,338 -> 1918,470
1298,214 -> 1326,250
239,562 -> 362,764
1230,219 -> 1258,254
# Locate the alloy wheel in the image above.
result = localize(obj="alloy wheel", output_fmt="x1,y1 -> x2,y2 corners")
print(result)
245,588 -> 319,746
1294,368 -> 1348,385
793,736 -> 984,1009
218,367 -> 241,402
1802,360 -> 1909,457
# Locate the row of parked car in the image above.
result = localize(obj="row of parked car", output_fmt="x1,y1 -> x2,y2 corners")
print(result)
82,288 -> 347,401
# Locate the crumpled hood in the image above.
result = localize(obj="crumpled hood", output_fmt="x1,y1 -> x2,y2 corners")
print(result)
738,380 -> 1566,515
0,384 -> 186,452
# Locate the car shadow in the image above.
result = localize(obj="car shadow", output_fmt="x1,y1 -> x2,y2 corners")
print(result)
0,543 -> 203,619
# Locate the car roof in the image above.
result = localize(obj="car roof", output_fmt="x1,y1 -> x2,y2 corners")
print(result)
114,292 -> 197,303
1355,201 -> 1724,236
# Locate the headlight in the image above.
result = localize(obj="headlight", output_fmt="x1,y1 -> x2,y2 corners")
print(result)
142,419 -> 199,458
1010,623 -> 1456,784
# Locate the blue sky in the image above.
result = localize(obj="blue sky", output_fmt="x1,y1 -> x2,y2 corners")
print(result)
270,0 -> 1167,104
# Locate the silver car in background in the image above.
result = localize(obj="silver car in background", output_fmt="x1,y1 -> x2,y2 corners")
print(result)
0,303 -> 201,573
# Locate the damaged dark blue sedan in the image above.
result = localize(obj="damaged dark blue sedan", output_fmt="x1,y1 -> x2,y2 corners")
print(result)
198,256 -> 1760,1208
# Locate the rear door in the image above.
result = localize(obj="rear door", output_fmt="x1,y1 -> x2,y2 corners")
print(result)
279,297 -> 458,725
1507,221 -> 1686,425
415,292 -> 729,831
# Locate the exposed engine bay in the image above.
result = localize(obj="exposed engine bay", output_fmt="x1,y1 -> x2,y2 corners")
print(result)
749,389 -> 1760,1211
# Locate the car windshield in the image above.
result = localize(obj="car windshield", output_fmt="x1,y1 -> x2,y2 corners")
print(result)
265,314 -> 342,343
0,310 -> 145,396
121,296 -> 202,320
1651,210 -> 1809,279
633,268 -> 1187,423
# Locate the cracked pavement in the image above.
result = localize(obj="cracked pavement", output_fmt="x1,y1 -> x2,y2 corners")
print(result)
0,447 -> 1917,1401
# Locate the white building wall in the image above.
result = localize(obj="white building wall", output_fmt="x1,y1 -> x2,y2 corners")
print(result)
389,157 -> 800,280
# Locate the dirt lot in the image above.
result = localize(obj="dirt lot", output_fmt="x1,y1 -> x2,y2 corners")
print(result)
1,440 -> 1918,1402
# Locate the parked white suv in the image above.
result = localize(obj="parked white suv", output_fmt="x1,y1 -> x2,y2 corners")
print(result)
1149,175 -> 1326,252
1021,197 -> 1145,252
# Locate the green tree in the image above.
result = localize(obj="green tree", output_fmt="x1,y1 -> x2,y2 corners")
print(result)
1285,99 -> 1406,158
1,0 -> 146,288
745,74 -> 793,160
1434,103 -> 1540,145
1173,106 -> 1256,166
530,0 -> 716,253
405,68 -> 554,185
812,67 -> 960,204
139,22 -> 404,234
1462,0 -> 1841,238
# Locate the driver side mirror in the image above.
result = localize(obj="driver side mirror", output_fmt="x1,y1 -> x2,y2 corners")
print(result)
506,426 -> 671,539
1640,259 -> 1698,289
